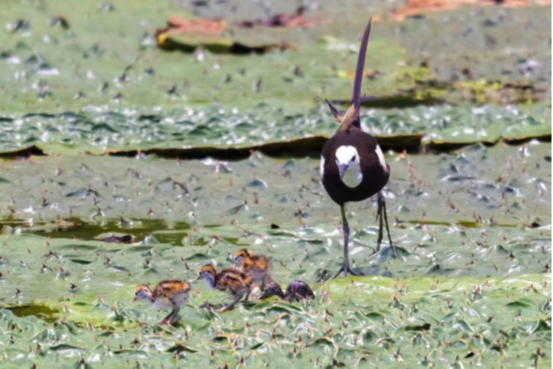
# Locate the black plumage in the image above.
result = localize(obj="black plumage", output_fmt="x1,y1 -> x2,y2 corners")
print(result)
320,18 -> 395,278
285,280 -> 315,301
321,129 -> 388,205
259,280 -> 315,301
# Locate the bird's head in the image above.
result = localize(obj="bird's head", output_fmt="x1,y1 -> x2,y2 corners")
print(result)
199,264 -> 218,289
259,280 -> 285,300
132,284 -> 154,303
335,145 -> 362,187
234,249 -> 253,267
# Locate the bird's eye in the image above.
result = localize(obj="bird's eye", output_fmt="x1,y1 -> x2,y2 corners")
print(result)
350,156 -> 355,162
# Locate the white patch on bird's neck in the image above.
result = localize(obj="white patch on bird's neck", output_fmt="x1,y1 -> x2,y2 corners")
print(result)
320,155 -> 325,179
375,145 -> 388,173
342,167 -> 363,188
335,145 -> 363,188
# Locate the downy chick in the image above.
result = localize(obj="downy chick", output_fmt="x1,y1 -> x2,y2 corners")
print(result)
199,264 -> 252,313
133,279 -> 191,325
259,280 -> 315,302
234,249 -> 272,291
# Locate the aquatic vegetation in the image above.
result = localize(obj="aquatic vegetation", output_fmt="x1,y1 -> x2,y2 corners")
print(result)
0,143 -> 549,366
0,0 -> 549,367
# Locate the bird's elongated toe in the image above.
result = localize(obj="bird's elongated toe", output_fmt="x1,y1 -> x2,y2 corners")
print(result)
332,264 -> 364,279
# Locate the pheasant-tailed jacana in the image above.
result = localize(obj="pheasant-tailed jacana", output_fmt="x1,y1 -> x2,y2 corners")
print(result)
320,18 -> 394,278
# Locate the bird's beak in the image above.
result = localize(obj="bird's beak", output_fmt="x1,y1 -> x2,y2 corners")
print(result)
192,275 -> 201,282
131,297 -> 136,303
338,164 -> 349,179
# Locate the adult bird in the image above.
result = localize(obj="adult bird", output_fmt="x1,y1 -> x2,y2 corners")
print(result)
320,18 -> 394,278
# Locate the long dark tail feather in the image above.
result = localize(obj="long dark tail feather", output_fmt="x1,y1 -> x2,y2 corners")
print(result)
351,18 -> 372,128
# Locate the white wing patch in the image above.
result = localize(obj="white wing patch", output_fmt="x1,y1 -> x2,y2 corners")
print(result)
375,145 -> 388,173
320,155 -> 325,179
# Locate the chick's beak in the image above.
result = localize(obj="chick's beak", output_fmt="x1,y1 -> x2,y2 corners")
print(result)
338,164 -> 349,180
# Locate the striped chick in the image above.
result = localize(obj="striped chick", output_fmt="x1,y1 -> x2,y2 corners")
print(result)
234,249 -> 272,292
199,264 -> 252,313
133,279 -> 191,325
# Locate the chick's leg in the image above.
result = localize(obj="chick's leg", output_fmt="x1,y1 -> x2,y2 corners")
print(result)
243,287 -> 251,302
159,306 -> 179,325
217,292 -> 243,313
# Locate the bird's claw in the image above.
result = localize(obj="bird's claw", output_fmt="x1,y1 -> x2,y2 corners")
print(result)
331,264 -> 364,279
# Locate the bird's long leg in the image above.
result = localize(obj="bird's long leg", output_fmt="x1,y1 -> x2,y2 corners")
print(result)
217,293 -> 242,313
243,285 -> 252,302
376,192 -> 395,257
160,306 -> 179,325
261,276 -> 269,292
376,196 -> 384,252
332,205 -> 363,278
169,306 -> 180,325
382,195 -> 395,257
